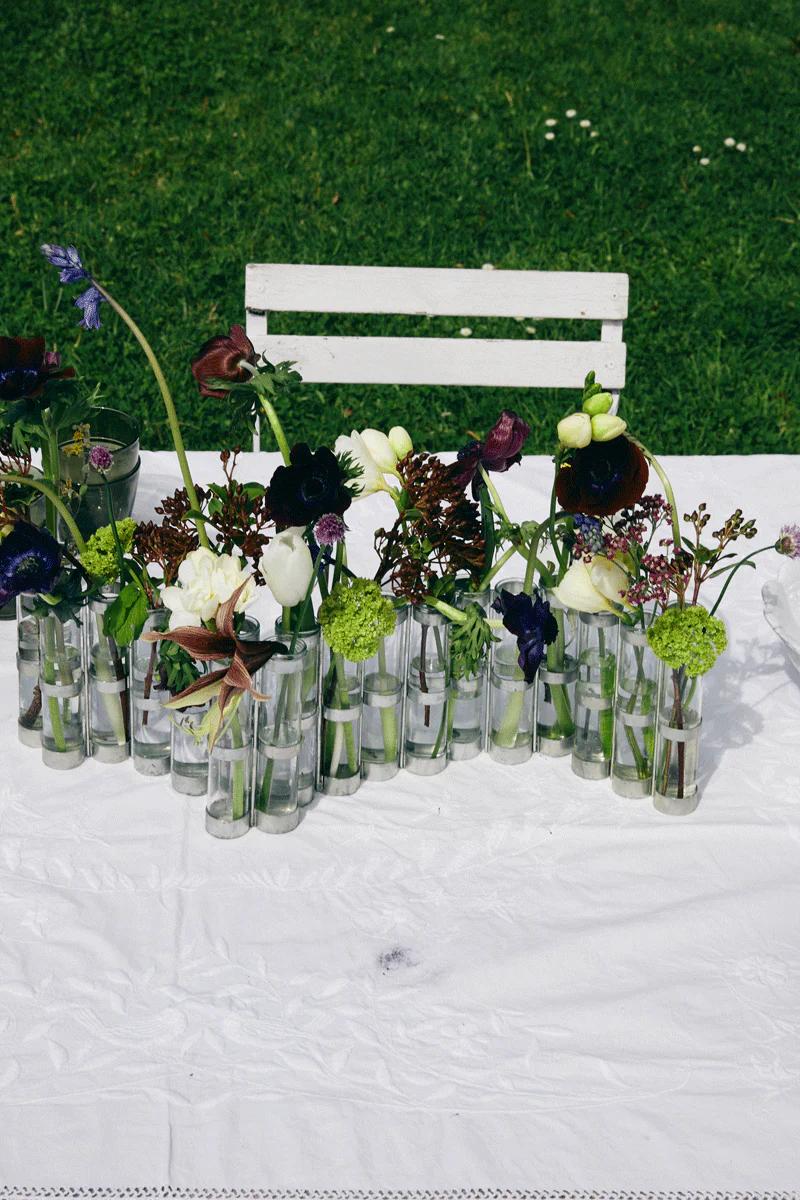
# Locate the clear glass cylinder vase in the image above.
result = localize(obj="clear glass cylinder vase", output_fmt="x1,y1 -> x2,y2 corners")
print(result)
572,610 -> 619,780
88,587 -> 130,764
404,604 -> 449,775
537,590 -> 578,757
206,693 -> 253,838
611,617 -> 659,798
653,665 -> 703,815
38,611 -> 85,769
488,579 -> 535,764
362,600 -> 408,782
320,641 -> 363,795
171,703 -> 210,795
17,595 -> 41,748
131,607 -> 171,776
253,642 -> 307,834
448,586 -> 490,761
275,619 -> 320,806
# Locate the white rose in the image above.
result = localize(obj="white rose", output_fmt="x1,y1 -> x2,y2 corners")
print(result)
552,556 -> 629,614
259,527 -> 314,607
334,430 -> 386,498
162,547 -> 254,629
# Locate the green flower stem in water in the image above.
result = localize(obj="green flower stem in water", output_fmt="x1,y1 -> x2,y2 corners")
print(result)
494,687 -> 525,749
327,653 -> 357,777
543,610 -> 575,740
42,613 -> 66,752
376,636 -> 398,764
229,710 -> 246,820
94,621 -> 128,747
621,644 -> 652,779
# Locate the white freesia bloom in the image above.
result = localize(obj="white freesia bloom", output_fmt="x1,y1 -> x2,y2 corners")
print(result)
334,430 -> 386,498
591,413 -> 627,441
360,428 -> 398,472
388,426 -> 413,459
553,557 -> 629,614
258,528 -> 314,607
557,411 -> 592,449
161,547 -> 254,629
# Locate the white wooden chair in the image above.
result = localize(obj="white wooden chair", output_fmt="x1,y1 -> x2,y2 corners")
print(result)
244,263 -> 628,450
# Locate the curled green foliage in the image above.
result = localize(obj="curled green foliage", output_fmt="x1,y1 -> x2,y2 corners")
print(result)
81,518 -> 136,582
319,577 -> 396,662
450,602 -> 497,680
647,604 -> 727,676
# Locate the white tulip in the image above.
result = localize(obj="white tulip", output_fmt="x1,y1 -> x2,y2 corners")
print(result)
557,412 -> 592,449
161,547 -> 254,629
553,557 -> 629,614
334,430 -> 386,498
388,425 -> 413,459
360,428 -> 397,472
591,413 -> 627,442
259,527 -> 314,607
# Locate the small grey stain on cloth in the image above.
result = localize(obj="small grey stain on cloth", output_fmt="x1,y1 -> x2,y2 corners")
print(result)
378,946 -> 417,974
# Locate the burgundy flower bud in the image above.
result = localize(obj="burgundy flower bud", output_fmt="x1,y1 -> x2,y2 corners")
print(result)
190,324 -> 258,398
451,409 -> 531,496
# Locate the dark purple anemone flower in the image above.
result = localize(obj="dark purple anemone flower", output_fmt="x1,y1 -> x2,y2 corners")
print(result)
0,522 -> 62,604
492,587 -> 558,684
40,244 -> 90,284
266,443 -> 352,530
451,409 -> 530,497
0,336 -> 75,401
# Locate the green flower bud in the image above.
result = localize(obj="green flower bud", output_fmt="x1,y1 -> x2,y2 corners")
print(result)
557,412 -> 592,449
591,414 -> 627,442
582,391 -> 614,416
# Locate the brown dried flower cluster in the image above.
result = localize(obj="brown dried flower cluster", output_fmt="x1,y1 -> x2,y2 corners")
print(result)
375,452 -> 485,602
134,520 -> 198,588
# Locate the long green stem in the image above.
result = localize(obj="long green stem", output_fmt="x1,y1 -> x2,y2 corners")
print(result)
478,465 -> 511,525
0,474 -> 88,555
259,396 -> 292,466
230,710 -> 245,819
91,282 -> 209,549
42,613 -> 66,752
709,544 -> 774,617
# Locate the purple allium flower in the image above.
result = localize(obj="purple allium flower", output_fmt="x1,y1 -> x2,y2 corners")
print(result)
313,513 -> 347,546
492,588 -> 559,684
88,444 -> 114,473
74,284 -> 105,330
0,522 -> 62,603
40,243 -> 89,284
777,524 -> 800,559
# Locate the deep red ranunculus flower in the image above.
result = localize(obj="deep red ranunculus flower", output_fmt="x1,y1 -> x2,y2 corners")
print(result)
190,324 -> 258,398
451,409 -> 530,497
0,336 -> 74,402
556,435 -> 649,518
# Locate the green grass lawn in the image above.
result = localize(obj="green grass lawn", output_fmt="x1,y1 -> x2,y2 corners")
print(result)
1,0 -> 797,455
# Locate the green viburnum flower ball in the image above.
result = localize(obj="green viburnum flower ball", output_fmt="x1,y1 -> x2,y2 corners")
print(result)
319,577 -> 397,662
81,519 -> 136,583
646,605 -> 727,677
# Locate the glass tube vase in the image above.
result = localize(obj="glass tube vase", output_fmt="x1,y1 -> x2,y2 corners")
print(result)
572,610 -> 619,780
275,618 -> 320,807
253,641 -> 306,834
319,640 -> 363,795
448,586 -> 490,762
611,617 -> 659,798
17,595 -> 41,748
88,588 -> 130,763
362,599 -> 408,782
206,692 -> 253,838
488,579 -> 535,765
537,590 -> 578,756
39,611 -> 86,770
131,607 -> 171,776
404,604 -> 449,775
170,702 -> 210,795
653,665 -> 703,816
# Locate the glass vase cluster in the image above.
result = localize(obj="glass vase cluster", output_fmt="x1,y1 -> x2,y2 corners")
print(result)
448,586 -> 489,762
571,610 -> 619,780
319,641 -> 363,795
130,607 -> 171,777
361,599 -> 408,781
537,590 -> 578,756
254,641 -> 307,834
88,587 -> 130,764
39,611 -> 85,770
204,616 -> 260,838
610,614 -> 659,798
488,579 -> 535,764
404,604 -> 449,775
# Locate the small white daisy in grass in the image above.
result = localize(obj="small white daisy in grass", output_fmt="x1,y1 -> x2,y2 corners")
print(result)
545,118 -> 557,126
590,130 -> 599,138
736,141 -> 747,151
386,25 -> 395,33
724,137 -> 736,147
459,327 -> 472,337
481,263 -> 495,270
579,119 -> 591,128
699,157 -> 710,166
566,108 -> 577,118
692,145 -> 702,153
525,326 -> 537,335
434,33 -> 445,40
545,131 -> 555,140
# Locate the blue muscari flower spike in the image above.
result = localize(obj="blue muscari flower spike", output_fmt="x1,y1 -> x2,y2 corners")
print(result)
40,243 -> 106,329
40,243 -> 89,284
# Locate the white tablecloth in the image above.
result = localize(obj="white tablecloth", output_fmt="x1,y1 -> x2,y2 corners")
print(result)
1,452 -> 798,1196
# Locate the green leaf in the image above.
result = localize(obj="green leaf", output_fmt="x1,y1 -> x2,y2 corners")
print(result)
104,580 -> 149,646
